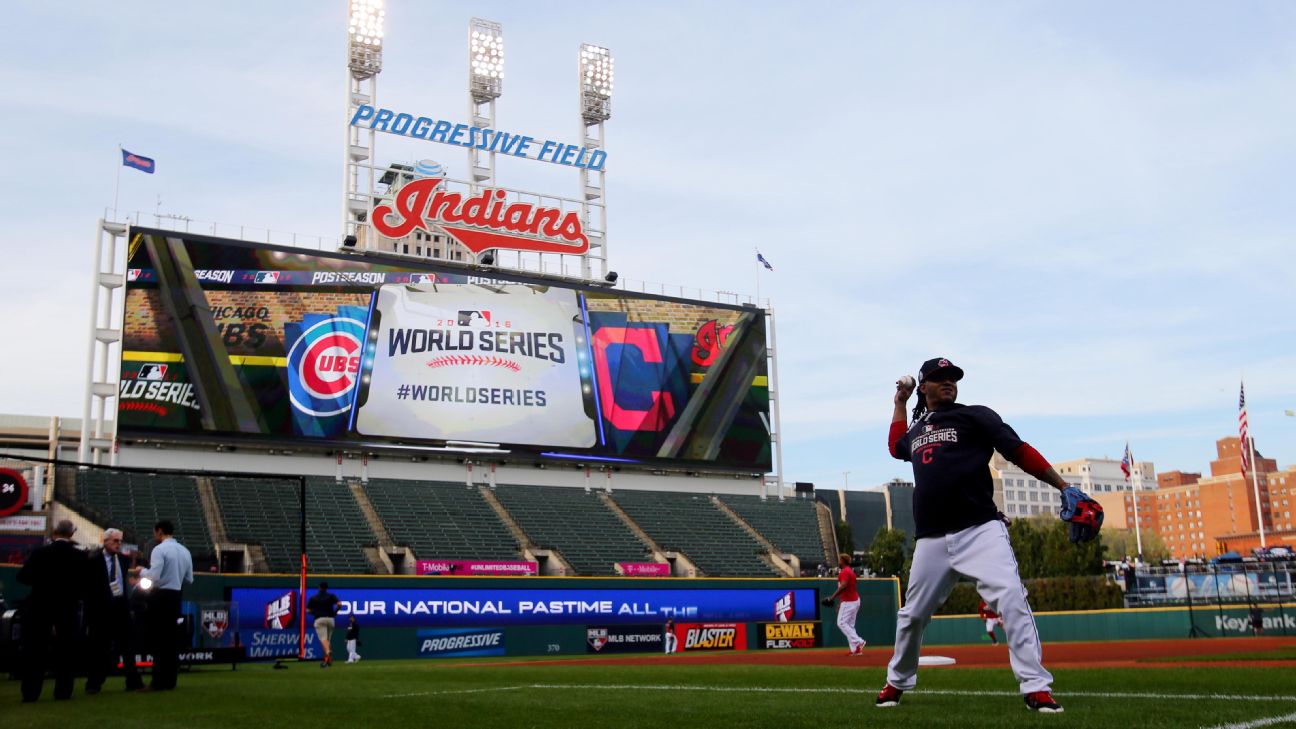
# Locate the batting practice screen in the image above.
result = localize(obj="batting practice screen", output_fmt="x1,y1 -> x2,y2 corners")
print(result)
116,228 -> 771,470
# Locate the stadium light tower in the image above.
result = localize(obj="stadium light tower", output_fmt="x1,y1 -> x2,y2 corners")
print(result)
578,43 -> 612,280
467,19 -> 503,191
343,0 -> 385,250
467,18 -> 503,265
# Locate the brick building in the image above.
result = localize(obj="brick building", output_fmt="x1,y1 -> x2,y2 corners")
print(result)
1097,437 -> 1291,560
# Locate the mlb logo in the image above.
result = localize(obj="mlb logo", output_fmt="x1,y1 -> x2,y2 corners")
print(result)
138,363 -> 168,381
586,628 -> 609,652
924,424 -> 934,433
127,269 -> 142,282
265,591 -> 296,629
457,310 -> 492,327
410,273 -> 437,284
254,271 -> 281,284
202,608 -> 229,639
774,591 -> 795,622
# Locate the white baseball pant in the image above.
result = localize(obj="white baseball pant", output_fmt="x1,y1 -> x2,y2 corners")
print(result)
346,639 -> 360,662
664,632 -> 678,654
836,598 -> 865,651
886,519 -> 1052,694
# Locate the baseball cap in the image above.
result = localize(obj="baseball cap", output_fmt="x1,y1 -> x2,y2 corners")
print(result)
919,357 -> 964,383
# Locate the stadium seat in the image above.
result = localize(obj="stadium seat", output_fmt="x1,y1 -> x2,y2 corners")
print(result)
70,470 -> 215,565
212,476 -> 375,574
363,479 -> 520,561
609,490 -> 780,577
493,484 -> 652,575
717,494 -> 828,567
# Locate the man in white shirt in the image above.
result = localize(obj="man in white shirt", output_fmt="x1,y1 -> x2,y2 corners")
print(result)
139,520 -> 193,691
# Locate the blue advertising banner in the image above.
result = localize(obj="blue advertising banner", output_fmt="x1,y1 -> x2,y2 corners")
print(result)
244,629 -> 321,660
417,628 -> 506,658
230,587 -> 816,629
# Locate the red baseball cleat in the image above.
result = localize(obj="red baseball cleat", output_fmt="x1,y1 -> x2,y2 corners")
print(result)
1024,691 -> 1063,713
876,684 -> 903,707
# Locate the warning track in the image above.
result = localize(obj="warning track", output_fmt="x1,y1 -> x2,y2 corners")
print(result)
471,636 -> 1296,670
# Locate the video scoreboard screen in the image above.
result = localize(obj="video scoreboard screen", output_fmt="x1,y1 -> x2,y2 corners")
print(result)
116,228 -> 771,471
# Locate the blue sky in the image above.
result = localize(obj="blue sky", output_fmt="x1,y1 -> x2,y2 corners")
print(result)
2,1 -> 1294,488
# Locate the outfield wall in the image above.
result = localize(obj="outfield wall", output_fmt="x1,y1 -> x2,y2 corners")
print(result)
925,603 -> 1295,644
0,567 -> 898,660
10,566 -> 1287,657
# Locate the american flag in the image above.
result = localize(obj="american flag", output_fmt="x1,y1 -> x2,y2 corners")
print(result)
1238,382 -> 1251,476
1121,442 -> 1132,480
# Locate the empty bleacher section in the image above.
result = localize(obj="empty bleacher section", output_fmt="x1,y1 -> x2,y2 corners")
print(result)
69,469 -> 215,567
610,490 -> 778,577
719,494 -> 829,568
493,484 -> 653,576
62,466 -> 820,577
364,479 -> 519,561
212,476 -> 373,574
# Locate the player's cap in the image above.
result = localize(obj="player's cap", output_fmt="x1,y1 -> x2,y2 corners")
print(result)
919,357 -> 964,383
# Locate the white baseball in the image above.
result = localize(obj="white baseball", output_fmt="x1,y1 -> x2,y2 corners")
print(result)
899,375 -> 916,389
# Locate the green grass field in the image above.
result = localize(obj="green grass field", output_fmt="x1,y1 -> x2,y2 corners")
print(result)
6,654 -> 1296,728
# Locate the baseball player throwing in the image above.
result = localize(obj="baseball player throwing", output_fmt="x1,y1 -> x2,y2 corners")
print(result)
875,357 -> 1103,714
822,553 -> 866,655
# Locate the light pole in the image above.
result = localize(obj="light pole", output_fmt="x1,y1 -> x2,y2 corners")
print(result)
467,18 -> 503,265
578,43 -> 612,281
342,0 -> 385,250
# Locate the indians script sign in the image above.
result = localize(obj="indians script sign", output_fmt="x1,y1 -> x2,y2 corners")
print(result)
373,178 -> 590,256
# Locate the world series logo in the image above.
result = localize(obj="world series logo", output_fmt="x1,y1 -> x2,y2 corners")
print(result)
285,315 -> 368,417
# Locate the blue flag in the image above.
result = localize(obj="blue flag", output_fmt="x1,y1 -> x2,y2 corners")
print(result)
121,149 -> 156,174
756,252 -> 774,272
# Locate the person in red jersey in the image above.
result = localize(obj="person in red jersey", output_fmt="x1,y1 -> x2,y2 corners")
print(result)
979,600 -> 1004,646
822,553 -> 866,656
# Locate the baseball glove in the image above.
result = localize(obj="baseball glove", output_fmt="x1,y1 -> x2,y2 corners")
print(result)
1059,486 -> 1104,543
820,597 -> 835,607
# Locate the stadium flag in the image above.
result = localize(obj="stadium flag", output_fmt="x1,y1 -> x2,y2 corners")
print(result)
756,251 -> 774,272
1239,380 -> 1268,547
121,149 -> 156,174
1238,382 -> 1251,477
1122,441 -> 1143,558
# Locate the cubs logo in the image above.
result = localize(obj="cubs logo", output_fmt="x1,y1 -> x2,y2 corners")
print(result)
774,591 -> 795,623
285,315 -> 367,417
202,608 -> 229,639
586,628 -> 609,652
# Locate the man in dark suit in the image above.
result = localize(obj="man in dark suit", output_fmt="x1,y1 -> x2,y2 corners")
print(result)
16,519 -> 85,702
85,528 -> 143,693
